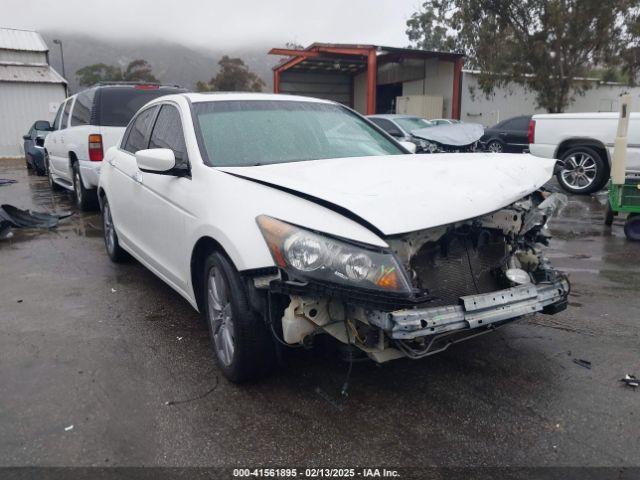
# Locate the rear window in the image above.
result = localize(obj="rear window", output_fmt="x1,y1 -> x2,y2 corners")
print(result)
95,87 -> 185,127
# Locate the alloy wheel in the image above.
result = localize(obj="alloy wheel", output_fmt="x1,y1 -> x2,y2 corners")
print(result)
103,202 -> 116,255
560,152 -> 597,190
207,266 -> 235,367
74,169 -> 83,207
487,141 -> 503,153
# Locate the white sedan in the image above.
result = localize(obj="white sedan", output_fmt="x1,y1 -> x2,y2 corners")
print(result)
98,93 -> 570,383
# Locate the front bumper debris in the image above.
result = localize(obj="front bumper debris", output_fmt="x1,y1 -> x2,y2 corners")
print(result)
367,278 -> 569,340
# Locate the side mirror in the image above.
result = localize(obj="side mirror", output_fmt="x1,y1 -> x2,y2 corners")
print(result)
388,130 -> 404,138
35,136 -> 45,147
135,148 -> 176,173
399,141 -> 417,154
23,134 -> 31,140
34,120 -> 52,131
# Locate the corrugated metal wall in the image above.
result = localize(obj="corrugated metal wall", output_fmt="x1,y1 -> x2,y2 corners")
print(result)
0,82 -> 66,157
280,71 -> 352,106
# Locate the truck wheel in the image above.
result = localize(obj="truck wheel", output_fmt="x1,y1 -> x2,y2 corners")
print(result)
101,197 -> 128,262
557,146 -> 608,194
203,252 -> 275,383
604,202 -> 616,226
624,214 -> 640,241
72,163 -> 97,211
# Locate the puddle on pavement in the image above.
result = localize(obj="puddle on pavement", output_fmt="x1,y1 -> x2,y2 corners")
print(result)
1,158 -> 103,241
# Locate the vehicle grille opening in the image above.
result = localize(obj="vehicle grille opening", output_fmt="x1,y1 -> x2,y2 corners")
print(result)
410,227 -> 509,306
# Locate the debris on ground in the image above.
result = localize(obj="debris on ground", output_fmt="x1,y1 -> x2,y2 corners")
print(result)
0,204 -> 72,240
0,179 -> 17,187
620,374 -> 638,389
164,376 -> 219,406
64,425 -> 74,432
573,358 -> 592,369
111,288 -> 117,293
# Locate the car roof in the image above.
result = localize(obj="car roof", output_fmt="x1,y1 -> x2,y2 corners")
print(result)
184,92 -> 336,105
367,114 -> 422,120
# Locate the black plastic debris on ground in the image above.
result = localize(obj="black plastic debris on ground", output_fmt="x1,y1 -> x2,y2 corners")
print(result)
0,179 -> 17,187
621,374 -> 639,389
573,358 -> 592,369
0,204 -> 72,240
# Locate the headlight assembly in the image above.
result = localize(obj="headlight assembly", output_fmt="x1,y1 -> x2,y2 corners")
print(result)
256,215 -> 412,294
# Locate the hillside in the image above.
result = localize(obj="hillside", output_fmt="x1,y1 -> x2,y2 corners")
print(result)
41,32 -> 279,93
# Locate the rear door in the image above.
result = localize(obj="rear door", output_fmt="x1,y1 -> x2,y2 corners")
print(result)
505,116 -> 531,149
134,103 -> 192,289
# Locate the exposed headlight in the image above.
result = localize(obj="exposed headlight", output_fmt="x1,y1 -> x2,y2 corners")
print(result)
256,215 -> 412,294
505,268 -> 531,285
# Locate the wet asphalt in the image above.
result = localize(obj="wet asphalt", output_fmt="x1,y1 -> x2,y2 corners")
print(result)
0,157 -> 638,468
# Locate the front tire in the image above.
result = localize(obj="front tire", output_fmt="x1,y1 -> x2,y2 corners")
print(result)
101,197 -> 128,263
203,252 -> 275,383
557,146 -> 608,195
72,162 -> 97,211
604,202 -> 616,226
486,140 -> 504,153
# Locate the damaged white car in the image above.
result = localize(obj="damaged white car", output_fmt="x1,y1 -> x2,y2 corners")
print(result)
98,93 -> 569,383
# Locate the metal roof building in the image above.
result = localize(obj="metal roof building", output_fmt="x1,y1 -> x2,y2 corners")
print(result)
269,43 -> 464,119
0,27 -> 67,157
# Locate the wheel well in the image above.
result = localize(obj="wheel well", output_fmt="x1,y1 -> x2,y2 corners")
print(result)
190,236 -> 227,313
68,151 -> 78,167
556,139 -> 610,167
97,187 -> 106,210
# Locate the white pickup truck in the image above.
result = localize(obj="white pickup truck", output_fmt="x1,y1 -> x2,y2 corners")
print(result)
529,112 -> 640,194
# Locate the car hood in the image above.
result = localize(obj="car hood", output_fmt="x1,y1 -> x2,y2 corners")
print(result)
411,123 -> 484,146
218,153 -> 556,237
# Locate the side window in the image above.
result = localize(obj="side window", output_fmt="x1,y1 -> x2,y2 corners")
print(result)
60,98 -> 73,130
511,116 -> 530,131
149,105 -> 189,167
52,102 -> 65,130
70,90 -> 95,126
122,107 -> 158,154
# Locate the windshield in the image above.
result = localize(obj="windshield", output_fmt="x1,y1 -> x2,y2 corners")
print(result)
394,117 -> 433,132
193,100 -> 405,167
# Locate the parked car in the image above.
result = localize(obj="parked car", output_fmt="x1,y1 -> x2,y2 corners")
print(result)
481,115 -> 532,154
367,114 -> 483,153
99,93 -> 570,383
529,112 -> 640,194
42,83 -> 186,210
430,118 -> 461,125
22,120 -> 53,175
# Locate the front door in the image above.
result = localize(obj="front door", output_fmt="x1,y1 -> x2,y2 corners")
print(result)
134,103 -> 192,291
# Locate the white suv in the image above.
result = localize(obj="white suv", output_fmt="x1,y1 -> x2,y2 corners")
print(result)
44,83 -> 185,210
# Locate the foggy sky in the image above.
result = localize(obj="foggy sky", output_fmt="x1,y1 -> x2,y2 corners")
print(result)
3,0 -> 423,50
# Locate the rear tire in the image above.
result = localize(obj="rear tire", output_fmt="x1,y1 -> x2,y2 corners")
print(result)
624,213 -> 640,241
203,252 -> 275,383
604,202 -> 616,226
72,162 -> 97,211
557,146 -> 609,195
101,197 -> 128,263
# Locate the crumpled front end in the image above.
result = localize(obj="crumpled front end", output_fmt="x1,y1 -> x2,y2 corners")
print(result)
259,191 -> 570,362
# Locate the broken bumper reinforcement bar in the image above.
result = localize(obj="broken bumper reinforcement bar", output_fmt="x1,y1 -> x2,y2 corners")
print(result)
368,279 -> 570,340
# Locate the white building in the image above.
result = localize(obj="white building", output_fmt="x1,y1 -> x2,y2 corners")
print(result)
461,69 -> 640,127
0,27 -> 67,157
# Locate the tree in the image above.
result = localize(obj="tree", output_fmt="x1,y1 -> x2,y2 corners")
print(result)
406,0 -> 639,112
197,56 -> 265,92
76,59 -> 158,86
